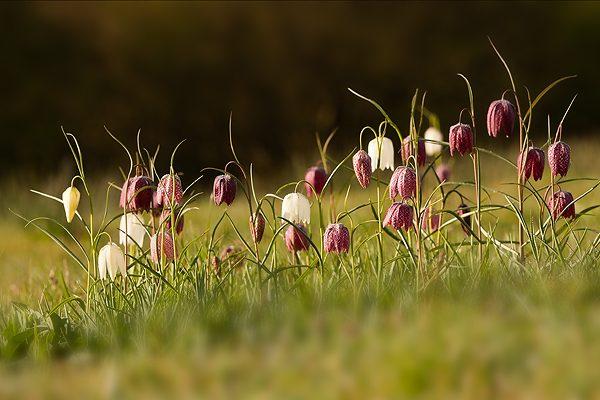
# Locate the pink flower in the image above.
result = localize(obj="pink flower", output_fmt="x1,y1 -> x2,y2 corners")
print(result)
435,164 -> 451,183
487,99 -> 516,138
401,136 -> 426,167
159,209 -> 185,235
285,224 -> 310,252
323,223 -> 350,254
304,166 -> 327,197
548,141 -> 571,177
383,202 -> 413,231
549,190 -> 575,220
213,174 -> 237,206
249,212 -> 266,244
518,147 -> 545,181
155,174 -> 183,208
449,123 -> 473,157
421,207 -> 441,232
120,175 -> 154,213
150,232 -> 175,263
352,150 -> 372,189
390,166 -> 416,200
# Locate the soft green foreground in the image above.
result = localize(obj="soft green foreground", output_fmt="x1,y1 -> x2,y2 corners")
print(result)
0,141 -> 599,398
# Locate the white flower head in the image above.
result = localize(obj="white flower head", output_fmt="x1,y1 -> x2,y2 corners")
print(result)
98,242 -> 126,281
367,137 -> 394,172
424,127 -> 444,156
281,192 -> 311,224
62,186 -> 80,223
119,213 -> 147,247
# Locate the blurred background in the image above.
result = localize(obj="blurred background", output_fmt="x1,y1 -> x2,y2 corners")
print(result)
1,1 -> 599,179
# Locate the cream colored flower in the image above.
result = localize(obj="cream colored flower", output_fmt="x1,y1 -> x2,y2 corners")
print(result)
119,214 -> 147,247
98,242 -> 126,281
424,127 -> 444,156
62,186 -> 80,223
281,193 -> 311,224
368,137 -> 394,172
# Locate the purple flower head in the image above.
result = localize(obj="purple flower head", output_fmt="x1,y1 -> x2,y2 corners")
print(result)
150,232 -> 175,264
249,212 -> 266,244
285,224 -> 310,253
549,190 -> 575,220
548,141 -> 571,177
353,150 -> 372,189
213,174 -> 237,206
401,136 -> 426,167
160,209 -> 185,235
390,166 -> 416,200
435,164 -> 451,183
518,147 -> 545,181
421,206 -> 441,232
449,123 -> 473,157
323,223 -> 350,254
304,166 -> 327,197
487,99 -> 516,138
120,174 -> 154,213
383,202 -> 413,231
156,174 -> 183,208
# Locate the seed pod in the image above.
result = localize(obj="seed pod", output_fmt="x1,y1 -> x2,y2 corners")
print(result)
383,202 -> 413,231
389,166 -> 416,200
401,136 -> 426,166
421,206 -> 441,232
457,203 -> 471,236
304,166 -> 327,197
213,174 -> 237,206
285,224 -> 310,252
160,209 -> 185,235
353,150 -> 372,189
549,190 -> 575,220
548,141 -> 571,177
156,174 -> 183,208
323,223 -> 350,254
249,212 -> 266,244
487,99 -> 516,138
150,232 -> 175,264
518,147 -> 545,181
449,123 -> 474,157
435,164 -> 451,183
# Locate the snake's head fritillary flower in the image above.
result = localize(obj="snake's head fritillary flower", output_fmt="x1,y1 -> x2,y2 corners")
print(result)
457,203 -> 471,236
156,174 -> 183,208
424,127 -> 444,156
368,137 -> 394,172
304,166 -> 327,197
249,212 -> 266,244
421,206 -> 441,232
281,193 -> 311,224
98,242 -> 126,281
401,136 -> 426,167
487,99 -> 515,138
62,186 -> 80,223
549,190 -> 575,220
548,141 -> 571,177
285,224 -> 310,253
119,213 -> 147,247
435,164 -> 451,183
213,174 -> 237,206
352,150 -> 372,189
150,232 -> 175,264
518,147 -> 545,181
449,123 -> 473,157
383,202 -> 413,231
120,175 -> 154,213
389,166 -> 416,200
160,209 -> 185,235
323,223 -> 350,254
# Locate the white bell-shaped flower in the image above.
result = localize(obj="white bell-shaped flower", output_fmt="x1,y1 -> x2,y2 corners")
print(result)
281,193 -> 311,224
119,213 -> 147,247
424,127 -> 444,156
367,137 -> 394,172
98,242 -> 127,281
62,186 -> 80,223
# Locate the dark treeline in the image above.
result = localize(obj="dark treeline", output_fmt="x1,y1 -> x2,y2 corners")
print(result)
1,2 -> 598,178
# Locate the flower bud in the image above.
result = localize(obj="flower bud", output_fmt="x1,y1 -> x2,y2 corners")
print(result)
368,137 -> 394,171
156,174 -> 183,208
518,147 -> 545,181
323,223 -> 350,254
150,232 -> 175,264
285,224 -> 310,252
421,206 -> 441,232
352,150 -> 372,189
160,209 -> 185,235
401,136 -> 426,166
119,213 -> 147,247
424,127 -> 444,156
98,242 -> 126,281
435,164 -> 451,183
383,202 -> 413,231
281,193 -> 311,224
548,141 -> 571,177
249,212 -> 266,244
487,99 -> 515,138
449,123 -> 473,157
62,186 -> 80,223
457,203 -> 471,236
304,166 -> 327,197
213,174 -> 237,206
389,166 -> 416,200
120,175 -> 154,213
549,190 -> 575,220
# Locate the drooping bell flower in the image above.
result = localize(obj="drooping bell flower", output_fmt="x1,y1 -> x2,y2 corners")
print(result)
449,123 -> 473,157
548,141 -> 571,177
457,203 -> 471,236
383,202 -> 413,231
424,127 -> 444,156
323,223 -> 350,254
150,232 -> 175,264
487,99 -> 516,138
119,213 -> 147,247
304,166 -> 327,197
98,242 -> 126,281
549,190 -> 575,220
435,164 -> 451,183
352,150 -> 372,189
159,209 -> 185,235
389,166 -> 416,200
368,137 -> 394,172
249,212 -> 266,244
518,147 -> 545,181
285,224 -> 310,252
155,174 -> 183,208
401,136 -> 426,167
213,174 -> 236,206
120,174 -> 154,213
281,193 -> 311,224
421,206 -> 441,232
62,186 -> 80,223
